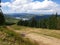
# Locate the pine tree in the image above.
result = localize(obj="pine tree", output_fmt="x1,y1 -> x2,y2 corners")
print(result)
0,9 -> 5,26
30,17 -> 37,27
46,13 -> 57,29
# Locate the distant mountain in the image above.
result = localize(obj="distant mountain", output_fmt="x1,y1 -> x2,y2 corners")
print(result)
4,13 -> 60,20
4,13 -> 34,19
34,15 -> 51,20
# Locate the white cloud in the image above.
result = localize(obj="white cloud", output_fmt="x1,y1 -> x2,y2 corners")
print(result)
1,0 -> 60,14
12,0 -> 33,5
1,2 -> 10,7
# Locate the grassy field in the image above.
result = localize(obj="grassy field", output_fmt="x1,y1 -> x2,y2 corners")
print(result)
11,25 -> 60,39
0,26 -> 38,45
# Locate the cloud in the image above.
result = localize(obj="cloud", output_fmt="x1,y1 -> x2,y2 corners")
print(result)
1,0 -> 60,14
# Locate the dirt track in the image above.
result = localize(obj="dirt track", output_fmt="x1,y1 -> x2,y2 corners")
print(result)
26,33 -> 60,45
7,26 -> 60,45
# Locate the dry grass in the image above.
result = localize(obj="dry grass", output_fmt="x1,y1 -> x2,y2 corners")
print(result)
11,25 -> 60,39
0,26 -> 38,45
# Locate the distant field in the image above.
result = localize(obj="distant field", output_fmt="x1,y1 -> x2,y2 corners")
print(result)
11,25 -> 60,39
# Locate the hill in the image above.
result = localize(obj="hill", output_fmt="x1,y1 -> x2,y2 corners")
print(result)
8,25 -> 60,45
0,26 -> 38,45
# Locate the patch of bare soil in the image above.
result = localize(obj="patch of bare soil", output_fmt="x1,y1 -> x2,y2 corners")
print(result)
26,33 -> 60,45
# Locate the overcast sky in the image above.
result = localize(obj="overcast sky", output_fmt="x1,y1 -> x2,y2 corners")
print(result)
1,0 -> 60,14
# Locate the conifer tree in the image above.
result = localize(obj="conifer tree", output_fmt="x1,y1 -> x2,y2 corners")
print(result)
0,8 -> 5,25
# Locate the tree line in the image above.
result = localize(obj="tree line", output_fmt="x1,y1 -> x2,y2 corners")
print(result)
17,13 -> 60,30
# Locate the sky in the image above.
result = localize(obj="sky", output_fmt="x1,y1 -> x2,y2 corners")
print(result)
1,0 -> 60,14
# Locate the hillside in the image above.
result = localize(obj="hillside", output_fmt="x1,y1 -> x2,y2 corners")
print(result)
0,26 -> 38,45
9,25 -> 60,45
1,13 -> 60,45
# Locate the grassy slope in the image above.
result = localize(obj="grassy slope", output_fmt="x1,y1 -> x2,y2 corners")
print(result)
11,25 -> 60,39
0,26 -> 38,45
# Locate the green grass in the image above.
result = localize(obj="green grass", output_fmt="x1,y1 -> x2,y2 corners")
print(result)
11,25 -> 28,30
0,26 -> 38,45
